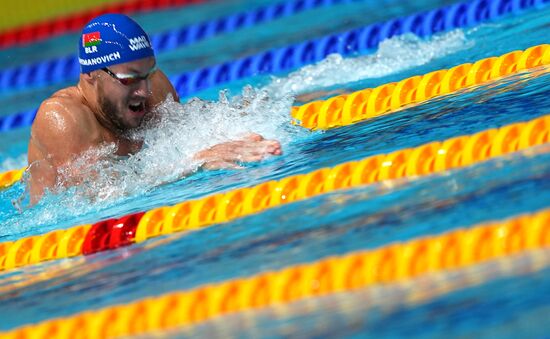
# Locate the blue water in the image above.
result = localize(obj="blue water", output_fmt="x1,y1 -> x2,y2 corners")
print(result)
0,0 -> 549,336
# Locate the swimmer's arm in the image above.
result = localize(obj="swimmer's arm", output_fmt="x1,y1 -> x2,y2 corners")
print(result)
28,100 -> 97,202
148,72 -> 283,171
193,134 -> 282,170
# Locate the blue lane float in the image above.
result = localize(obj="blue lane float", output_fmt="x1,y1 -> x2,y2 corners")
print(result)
133,0 -> 550,98
0,0 -> 548,132
0,0 -> 370,92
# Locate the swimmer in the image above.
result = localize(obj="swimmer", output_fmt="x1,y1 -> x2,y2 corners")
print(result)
27,14 -> 282,203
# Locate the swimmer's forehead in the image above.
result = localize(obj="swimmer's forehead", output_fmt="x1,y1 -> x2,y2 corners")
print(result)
108,56 -> 156,74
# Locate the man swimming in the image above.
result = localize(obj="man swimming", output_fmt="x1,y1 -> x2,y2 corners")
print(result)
27,14 -> 282,202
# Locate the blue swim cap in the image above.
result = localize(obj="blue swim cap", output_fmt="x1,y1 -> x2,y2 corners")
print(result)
78,14 -> 155,74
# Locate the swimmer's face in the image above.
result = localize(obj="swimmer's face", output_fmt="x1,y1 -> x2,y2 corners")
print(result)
95,57 -> 156,130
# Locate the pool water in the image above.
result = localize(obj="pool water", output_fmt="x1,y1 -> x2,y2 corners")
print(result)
0,0 -> 549,336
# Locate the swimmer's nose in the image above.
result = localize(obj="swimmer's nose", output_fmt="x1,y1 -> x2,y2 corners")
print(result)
133,78 -> 150,97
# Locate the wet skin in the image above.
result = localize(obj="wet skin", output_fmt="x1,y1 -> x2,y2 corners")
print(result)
27,57 -> 282,203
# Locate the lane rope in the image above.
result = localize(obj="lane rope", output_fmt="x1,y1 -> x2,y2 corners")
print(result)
0,114 -> 548,272
173,248 -> 550,337
291,44 -> 550,129
1,0 -> 549,132
0,0 -> 128,34
0,0 -> 393,93
2,208 -> 549,338
0,168 -> 24,189
0,0 -> 206,49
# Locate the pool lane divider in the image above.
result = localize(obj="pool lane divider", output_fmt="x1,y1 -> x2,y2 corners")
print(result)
0,0 -> 395,93
0,0 -> 127,34
165,248 -> 550,338
0,168 -> 24,189
0,114 -> 548,273
292,44 -> 550,129
0,0 -> 206,49
1,0 -> 549,132
0,40 -> 548,139
2,208 -> 549,338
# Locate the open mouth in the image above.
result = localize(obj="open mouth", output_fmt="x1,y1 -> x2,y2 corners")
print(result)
128,102 -> 145,114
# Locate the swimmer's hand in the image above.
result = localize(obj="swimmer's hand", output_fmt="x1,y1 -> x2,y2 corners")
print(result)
194,133 -> 282,170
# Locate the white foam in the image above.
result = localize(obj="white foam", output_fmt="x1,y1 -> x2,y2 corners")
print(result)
55,88 -> 296,203
1,88 -> 297,233
263,30 -> 471,96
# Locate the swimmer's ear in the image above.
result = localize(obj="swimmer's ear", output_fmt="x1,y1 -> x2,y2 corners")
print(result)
81,72 -> 97,85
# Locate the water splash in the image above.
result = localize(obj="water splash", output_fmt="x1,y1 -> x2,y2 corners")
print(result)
264,30 -> 471,96
69,88 -> 296,201
0,87 -> 297,234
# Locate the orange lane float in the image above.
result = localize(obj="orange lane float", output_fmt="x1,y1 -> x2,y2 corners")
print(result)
1,208 -> 549,338
0,114 -> 548,273
0,0 -> 205,48
292,44 -> 550,129
0,168 -> 24,189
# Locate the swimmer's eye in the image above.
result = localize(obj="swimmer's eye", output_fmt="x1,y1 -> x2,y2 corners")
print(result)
101,66 -> 157,86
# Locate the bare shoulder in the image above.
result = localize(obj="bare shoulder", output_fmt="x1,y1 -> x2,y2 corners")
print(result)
149,69 -> 179,106
34,88 -> 86,139
31,87 -> 100,165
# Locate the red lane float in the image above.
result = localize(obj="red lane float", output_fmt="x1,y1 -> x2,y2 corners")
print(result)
0,0 -> 206,49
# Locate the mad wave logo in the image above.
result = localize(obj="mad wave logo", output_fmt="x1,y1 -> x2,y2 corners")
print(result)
83,31 -> 101,54
128,36 -> 150,52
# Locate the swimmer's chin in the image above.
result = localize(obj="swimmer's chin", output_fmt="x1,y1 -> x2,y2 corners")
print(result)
120,112 -> 147,130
